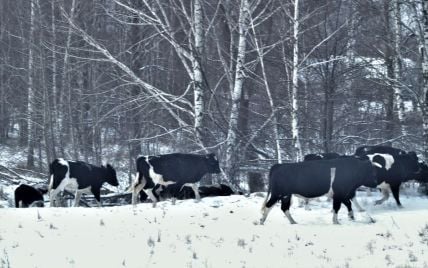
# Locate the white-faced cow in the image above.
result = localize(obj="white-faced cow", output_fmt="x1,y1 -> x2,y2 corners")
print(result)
14,184 -> 48,208
48,158 -> 119,207
131,153 -> 221,206
260,157 -> 381,225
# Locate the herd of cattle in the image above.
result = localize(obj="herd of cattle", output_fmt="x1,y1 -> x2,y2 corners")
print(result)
12,145 -> 428,225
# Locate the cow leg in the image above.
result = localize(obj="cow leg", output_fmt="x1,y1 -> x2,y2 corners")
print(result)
281,196 -> 296,224
74,191 -> 82,207
332,197 -> 342,224
375,187 -> 390,205
260,195 -> 280,225
171,183 -> 184,205
390,184 -> 403,208
342,199 -> 354,220
298,197 -> 310,210
351,196 -> 365,212
49,188 -> 61,207
132,174 -> 146,206
92,189 -> 101,207
145,188 -> 158,207
187,183 -> 201,202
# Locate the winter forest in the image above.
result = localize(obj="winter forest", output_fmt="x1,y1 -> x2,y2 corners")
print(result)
3,0 -> 428,267
0,0 -> 427,189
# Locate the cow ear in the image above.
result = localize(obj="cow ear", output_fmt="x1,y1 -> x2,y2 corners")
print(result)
106,163 -> 113,170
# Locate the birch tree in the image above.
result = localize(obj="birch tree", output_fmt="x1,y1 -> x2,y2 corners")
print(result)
291,0 -> 303,161
26,0 -> 37,168
422,0 -> 428,160
224,0 -> 250,184
392,0 -> 406,136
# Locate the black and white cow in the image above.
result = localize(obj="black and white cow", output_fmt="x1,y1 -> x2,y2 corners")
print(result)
355,146 -> 420,207
355,145 -> 406,157
260,157 -> 381,224
14,184 -> 48,208
365,152 -> 420,207
48,158 -> 119,207
131,153 -> 221,206
303,152 -> 341,161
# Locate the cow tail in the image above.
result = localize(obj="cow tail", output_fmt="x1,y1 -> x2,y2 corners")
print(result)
48,162 -> 54,193
261,167 -> 274,212
48,174 -> 53,193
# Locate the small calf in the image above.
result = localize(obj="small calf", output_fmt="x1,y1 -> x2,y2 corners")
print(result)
15,184 -> 48,208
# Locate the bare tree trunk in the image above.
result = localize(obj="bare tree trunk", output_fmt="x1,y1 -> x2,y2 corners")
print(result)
50,0 -> 58,159
384,0 -> 395,146
193,0 -> 206,147
322,82 -> 334,153
392,0 -> 406,136
26,0 -> 37,169
291,0 -> 303,161
422,0 -> 428,160
251,19 -> 282,163
225,0 -> 250,184
60,0 -> 77,158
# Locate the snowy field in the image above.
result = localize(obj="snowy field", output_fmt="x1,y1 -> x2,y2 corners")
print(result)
1,192 -> 428,268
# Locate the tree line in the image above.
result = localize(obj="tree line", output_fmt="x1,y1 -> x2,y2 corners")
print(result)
1,0 -> 428,189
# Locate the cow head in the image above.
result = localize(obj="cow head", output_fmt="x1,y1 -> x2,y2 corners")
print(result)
415,162 -> 428,182
206,153 -> 221,174
105,164 -> 119,186
401,151 -> 420,180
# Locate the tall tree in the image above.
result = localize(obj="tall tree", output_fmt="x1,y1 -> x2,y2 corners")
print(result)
26,0 -> 37,168
422,0 -> 428,160
224,0 -> 251,184
291,0 -> 303,161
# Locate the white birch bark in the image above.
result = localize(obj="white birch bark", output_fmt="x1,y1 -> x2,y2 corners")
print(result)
26,0 -> 36,168
225,0 -> 250,181
422,0 -> 428,159
193,0 -> 205,146
392,0 -> 406,136
291,0 -> 303,161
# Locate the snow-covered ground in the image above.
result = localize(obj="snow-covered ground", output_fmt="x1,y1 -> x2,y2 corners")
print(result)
1,192 -> 428,268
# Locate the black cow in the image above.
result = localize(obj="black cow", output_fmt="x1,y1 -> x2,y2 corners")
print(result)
365,152 -> 420,207
48,158 -> 119,207
304,153 -> 369,212
131,153 -> 221,206
153,184 -> 195,201
14,184 -> 48,208
355,145 -> 406,157
260,157 -> 380,224
303,153 -> 341,161
153,183 -> 239,202
199,184 -> 238,197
